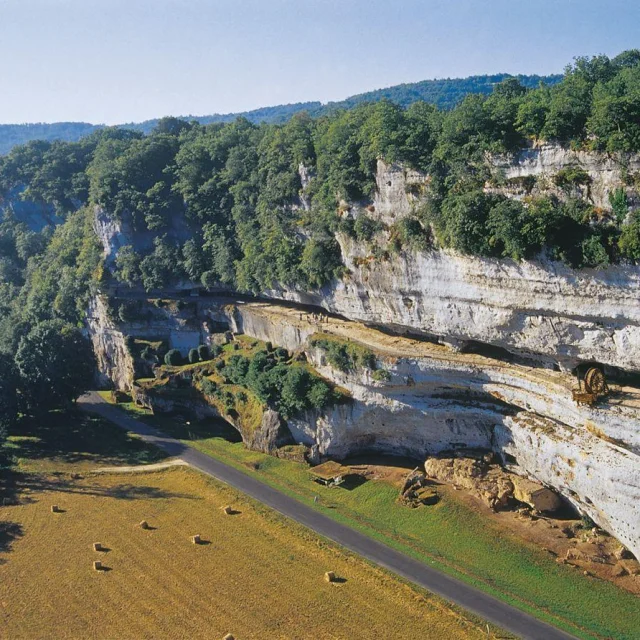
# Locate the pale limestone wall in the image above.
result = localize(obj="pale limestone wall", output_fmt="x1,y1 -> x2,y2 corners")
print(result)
267,156 -> 640,373
489,144 -> 640,210
227,301 -> 640,558
93,153 -> 640,373
86,296 -> 136,391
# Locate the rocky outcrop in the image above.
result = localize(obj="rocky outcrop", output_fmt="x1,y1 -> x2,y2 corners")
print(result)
425,456 -> 515,511
256,155 -> 640,374
489,143 -> 640,211
287,242 -> 640,373
424,455 -> 562,513
86,296 -> 135,390
495,412 -> 640,563
93,205 -> 193,268
511,475 -> 563,513
93,152 -> 640,374
214,300 -> 640,558
86,294 -> 640,558
246,409 -> 295,453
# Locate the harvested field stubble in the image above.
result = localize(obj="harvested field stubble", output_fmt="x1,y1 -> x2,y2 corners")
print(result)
0,467 -> 489,640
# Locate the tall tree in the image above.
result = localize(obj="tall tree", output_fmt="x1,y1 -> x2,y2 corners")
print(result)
15,320 -> 95,412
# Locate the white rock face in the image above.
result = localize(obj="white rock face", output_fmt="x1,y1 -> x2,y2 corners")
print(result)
324,245 -> 640,372
495,413 -> 640,561
371,160 -> 428,225
266,156 -> 640,373
93,151 -> 640,373
93,206 -> 131,268
224,301 -> 640,559
87,295 -> 640,557
489,144 -> 640,210
86,296 -> 135,390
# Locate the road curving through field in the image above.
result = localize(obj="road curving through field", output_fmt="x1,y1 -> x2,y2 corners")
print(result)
79,391 -> 577,640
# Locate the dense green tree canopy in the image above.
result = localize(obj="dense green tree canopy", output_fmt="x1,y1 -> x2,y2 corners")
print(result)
0,50 -> 639,373
15,320 -> 95,412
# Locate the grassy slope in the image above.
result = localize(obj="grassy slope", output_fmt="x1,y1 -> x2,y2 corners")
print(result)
104,397 -> 640,640
1,420 -> 491,640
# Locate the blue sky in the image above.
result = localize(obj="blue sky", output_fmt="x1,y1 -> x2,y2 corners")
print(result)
0,0 -> 638,124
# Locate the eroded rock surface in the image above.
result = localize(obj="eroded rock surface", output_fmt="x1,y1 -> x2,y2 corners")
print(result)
86,145 -> 640,560
87,295 -> 640,559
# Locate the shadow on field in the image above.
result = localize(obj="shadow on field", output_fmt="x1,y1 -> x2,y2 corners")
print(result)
1,469 -> 196,505
8,409 -> 168,467
137,412 -> 243,445
0,521 -> 23,564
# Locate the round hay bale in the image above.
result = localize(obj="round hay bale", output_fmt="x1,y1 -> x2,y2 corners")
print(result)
139,520 -> 149,530
324,571 -> 336,583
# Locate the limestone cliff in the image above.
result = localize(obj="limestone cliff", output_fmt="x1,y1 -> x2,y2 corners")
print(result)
489,143 -> 640,211
86,296 -> 135,390
264,157 -> 640,374
86,143 -> 640,559
87,295 -> 640,559
91,148 -> 640,373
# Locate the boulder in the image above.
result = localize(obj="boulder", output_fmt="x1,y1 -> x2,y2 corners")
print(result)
424,457 -> 514,510
614,545 -> 634,561
512,476 -> 562,513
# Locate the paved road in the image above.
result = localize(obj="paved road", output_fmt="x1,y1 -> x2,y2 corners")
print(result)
80,391 -> 577,640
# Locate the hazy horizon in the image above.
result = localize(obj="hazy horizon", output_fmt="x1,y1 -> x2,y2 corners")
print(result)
1,0 -> 638,125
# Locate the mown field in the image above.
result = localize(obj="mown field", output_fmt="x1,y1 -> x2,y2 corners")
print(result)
105,397 -> 640,640
0,412 -> 492,640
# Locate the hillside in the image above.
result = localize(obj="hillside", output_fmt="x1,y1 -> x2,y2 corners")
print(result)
0,72 -> 560,154
1,52 -> 640,624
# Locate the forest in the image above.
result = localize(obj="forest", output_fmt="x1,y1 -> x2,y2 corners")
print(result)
0,50 -> 639,439
0,72 -> 560,153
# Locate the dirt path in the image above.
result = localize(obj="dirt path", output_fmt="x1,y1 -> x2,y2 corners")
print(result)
91,459 -> 188,474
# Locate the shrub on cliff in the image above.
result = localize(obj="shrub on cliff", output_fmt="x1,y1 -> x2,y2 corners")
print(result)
274,347 -> 289,362
619,214 -> 640,260
307,380 -> 333,410
224,355 -> 250,384
372,368 -> 391,382
200,378 -> 217,397
197,345 -> 209,361
188,348 -> 199,364
164,349 -> 182,366
311,337 -> 375,372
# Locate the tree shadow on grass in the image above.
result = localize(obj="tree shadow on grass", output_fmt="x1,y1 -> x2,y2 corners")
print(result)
0,521 -> 24,565
142,413 -> 242,445
1,468 -> 197,505
8,409 -> 168,467
104,483 -> 197,501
